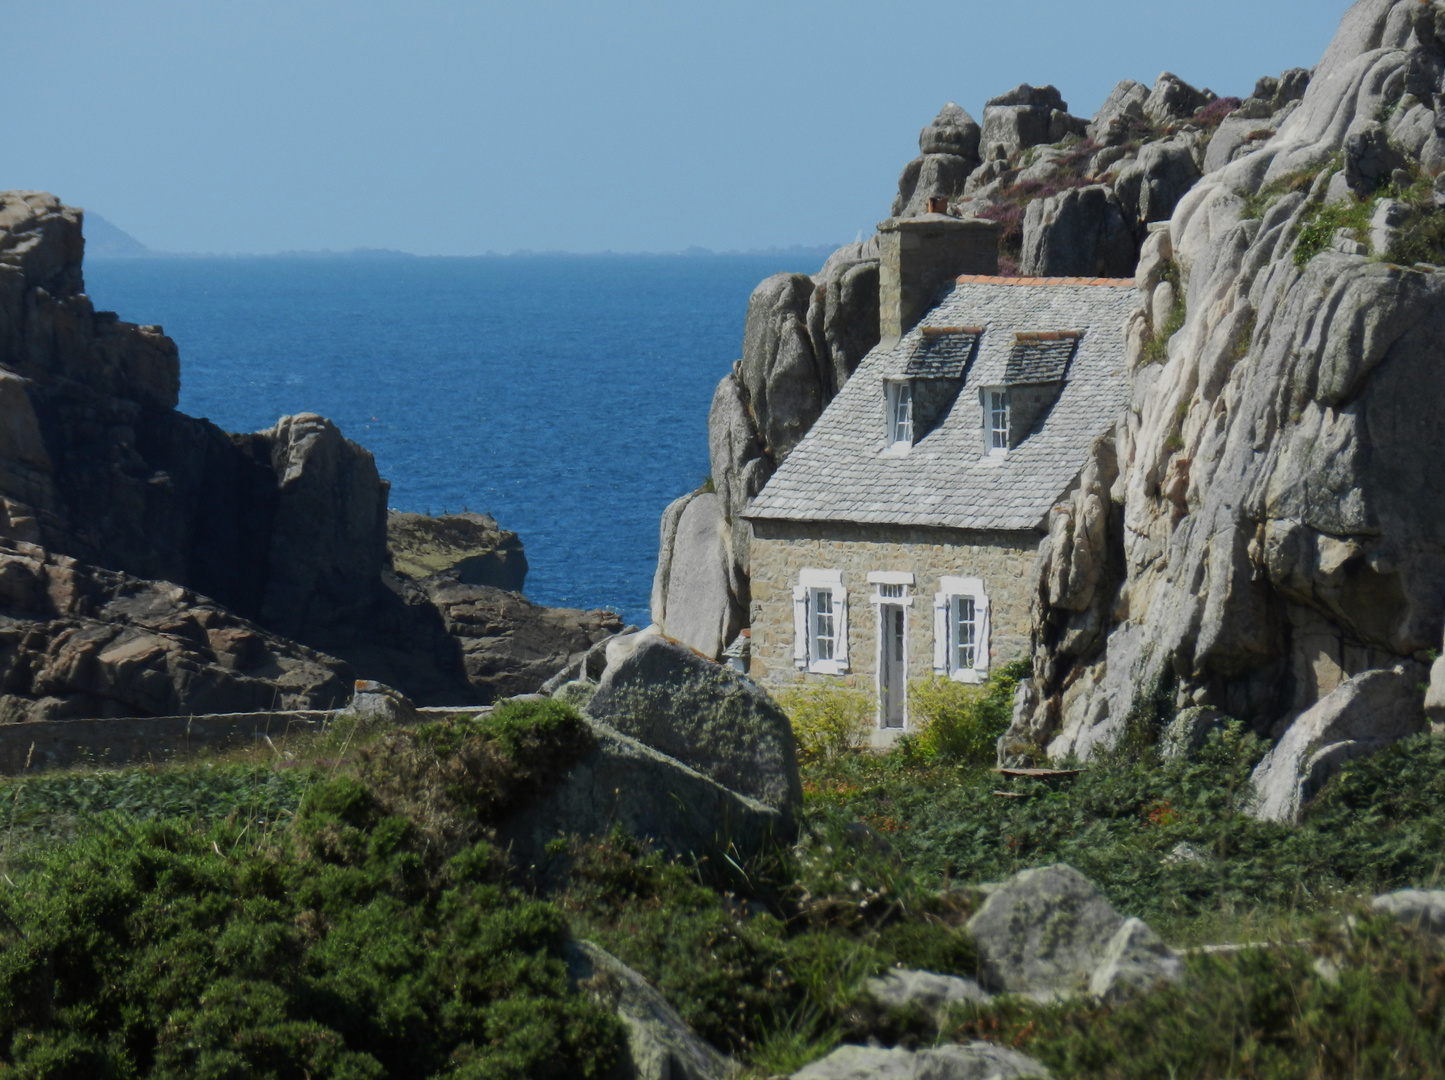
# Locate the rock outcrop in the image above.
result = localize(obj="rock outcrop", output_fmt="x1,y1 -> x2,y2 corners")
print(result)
966,864 -> 1182,1001
892,103 -> 983,219
652,239 -> 880,656
587,634 -> 803,817
496,715 -> 791,886
0,539 -> 352,722
980,84 -> 1086,160
1011,0 -> 1445,782
0,191 -> 616,712
1372,888 -> 1445,935
1248,665 -> 1426,823
386,510 -> 527,591
792,1042 -> 1049,1080
564,941 -> 736,1080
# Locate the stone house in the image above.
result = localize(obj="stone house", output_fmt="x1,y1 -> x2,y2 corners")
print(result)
743,223 -> 1134,739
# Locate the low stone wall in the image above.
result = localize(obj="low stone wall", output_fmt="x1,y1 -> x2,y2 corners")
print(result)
0,706 -> 466,777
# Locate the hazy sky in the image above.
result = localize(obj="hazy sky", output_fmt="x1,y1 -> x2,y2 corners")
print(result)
1,1 -> 1345,255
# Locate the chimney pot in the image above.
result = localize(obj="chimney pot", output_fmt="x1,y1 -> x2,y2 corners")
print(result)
927,196 -> 949,215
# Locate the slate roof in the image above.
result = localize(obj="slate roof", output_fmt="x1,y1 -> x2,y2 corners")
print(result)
744,276 -> 1135,533
904,326 -> 981,378
1003,332 -> 1079,384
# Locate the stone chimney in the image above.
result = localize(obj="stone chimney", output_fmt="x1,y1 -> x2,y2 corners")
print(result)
878,213 -> 1002,347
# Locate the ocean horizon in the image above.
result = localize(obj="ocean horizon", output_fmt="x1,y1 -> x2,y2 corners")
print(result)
83,252 -> 834,627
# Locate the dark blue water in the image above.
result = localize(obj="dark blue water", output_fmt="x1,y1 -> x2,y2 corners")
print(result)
82,254 -> 819,626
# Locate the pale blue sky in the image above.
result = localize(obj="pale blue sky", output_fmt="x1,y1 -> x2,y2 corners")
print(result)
1,1 -> 1344,255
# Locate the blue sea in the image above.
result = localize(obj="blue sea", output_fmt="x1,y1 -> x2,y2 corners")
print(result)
83,254 -> 828,627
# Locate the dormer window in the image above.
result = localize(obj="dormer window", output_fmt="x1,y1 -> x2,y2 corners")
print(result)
888,381 -> 914,448
988,390 -> 1009,455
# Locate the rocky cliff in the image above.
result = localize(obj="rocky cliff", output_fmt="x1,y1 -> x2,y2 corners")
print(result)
0,192 -> 620,717
651,44 -> 1306,661
656,0 -> 1445,809
1009,0 -> 1445,779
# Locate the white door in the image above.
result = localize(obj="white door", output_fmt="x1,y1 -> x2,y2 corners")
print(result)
879,603 -> 906,728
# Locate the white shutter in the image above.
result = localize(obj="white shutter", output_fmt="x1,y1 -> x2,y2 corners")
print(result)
833,587 -> 849,670
932,592 -> 949,673
792,585 -> 809,669
976,593 -> 992,675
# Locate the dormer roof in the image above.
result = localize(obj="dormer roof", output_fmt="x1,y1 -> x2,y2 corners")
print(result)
744,275 -> 1134,533
1003,331 -> 1080,385
903,326 -> 982,378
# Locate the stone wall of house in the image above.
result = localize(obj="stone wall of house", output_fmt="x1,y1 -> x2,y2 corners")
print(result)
748,520 -> 1041,717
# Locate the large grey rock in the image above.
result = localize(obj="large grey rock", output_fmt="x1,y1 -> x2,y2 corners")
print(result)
966,864 -> 1181,1000
1204,114 -> 1280,174
1249,665 -> 1426,824
1017,1 -> 1445,763
0,539 -> 353,722
1139,135 -> 1205,223
864,970 -> 990,1018
654,493 -> 737,660
807,257 -> 880,398
1088,918 -> 1184,1001
588,634 -> 803,816
1425,645 -> 1445,726
1143,72 -> 1214,126
892,154 -> 980,220
792,1042 -> 1049,1080
739,272 -> 825,461
1371,889 -> 1445,936
980,86 -> 1083,160
1251,68 -> 1312,113
1343,118 -> 1405,196
497,716 -> 791,883
1019,186 -> 1137,278
565,940 -> 736,1080
1088,80 -> 1150,145
386,510 -> 527,591
920,103 -> 982,158
892,104 -> 984,218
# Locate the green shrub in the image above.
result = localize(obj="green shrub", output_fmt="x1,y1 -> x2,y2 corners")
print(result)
944,912 -> 1445,1079
1294,186 -> 1377,267
358,700 -> 594,853
777,684 -> 874,761
0,814 -> 627,1079
1140,259 -> 1185,366
907,660 -> 1028,765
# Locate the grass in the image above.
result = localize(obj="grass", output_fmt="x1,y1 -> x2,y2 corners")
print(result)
945,912 -> 1445,1079
1140,258 -> 1185,366
4,684 -> 1445,1077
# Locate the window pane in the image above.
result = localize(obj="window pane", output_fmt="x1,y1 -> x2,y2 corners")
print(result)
813,589 -> 834,660
955,596 -> 976,669
990,392 -> 1008,450
893,383 -> 913,444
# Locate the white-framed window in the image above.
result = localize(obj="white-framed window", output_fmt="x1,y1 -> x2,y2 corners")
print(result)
933,575 -> 990,683
793,568 -> 848,675
989,390 -> 1009,454
885,380 -> 914,450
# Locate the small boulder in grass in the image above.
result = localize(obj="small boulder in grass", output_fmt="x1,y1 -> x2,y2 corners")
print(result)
863,969 -> 990,1020
791,1042 -> 1049,1079
1371,890 -> 1445,937
339,680 -> 420,726
966,864 -> 1182,1001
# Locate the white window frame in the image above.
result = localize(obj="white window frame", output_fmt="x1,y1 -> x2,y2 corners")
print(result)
869,571 -> 915,729
793,568 -> 848,675
884,380 -> 914,453
933,575 -> 990,683
988,389 -> 1009,456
